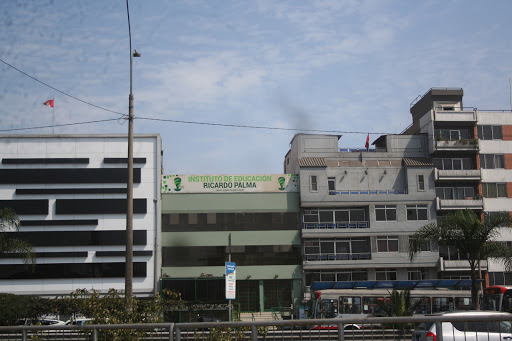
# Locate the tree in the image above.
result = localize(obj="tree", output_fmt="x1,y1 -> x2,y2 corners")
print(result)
409,209 -> 512,310
374,289 -> 423,332
0,207 -> 35,267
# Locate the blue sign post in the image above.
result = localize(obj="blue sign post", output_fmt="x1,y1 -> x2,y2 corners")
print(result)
225,262 -> 236,300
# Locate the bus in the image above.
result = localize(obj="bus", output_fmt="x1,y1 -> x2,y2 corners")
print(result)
482,286 -> 512,312
309,288 -> 473,325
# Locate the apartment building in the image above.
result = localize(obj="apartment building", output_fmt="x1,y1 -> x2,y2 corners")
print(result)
404,88 -> 512,285
0,134 -> 161,296
283,133 -> 439,290
160,174 -> 302,321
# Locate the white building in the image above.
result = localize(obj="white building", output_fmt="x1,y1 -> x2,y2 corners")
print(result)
0,134 -> 161,296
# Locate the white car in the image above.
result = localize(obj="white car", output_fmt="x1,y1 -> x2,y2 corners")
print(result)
64,318 -> 94,325
412,311 -> 512,341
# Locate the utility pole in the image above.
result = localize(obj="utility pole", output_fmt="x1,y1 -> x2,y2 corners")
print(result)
125,0 -> 140,311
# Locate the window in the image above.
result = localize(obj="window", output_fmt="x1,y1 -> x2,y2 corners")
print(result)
375,205 -> 396,221
375,268 -> 397,280
328,177 -> 335,195
310,175 -> 318,191
377,236 -> 398,252
417,175 -> 425,191
436,187 -> 475,199
304,238 -> 371,260
408,268 -> 427,280
482,183 -> 508,198
406,205 -> 428,220
480,154 -> 505,169
433,158 -> 473,170
478,125 -> 503,140
435,128 -> 471,141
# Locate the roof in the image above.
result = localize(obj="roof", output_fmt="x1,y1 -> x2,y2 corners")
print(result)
298,157 -> 327,167
403,157 -> 434,167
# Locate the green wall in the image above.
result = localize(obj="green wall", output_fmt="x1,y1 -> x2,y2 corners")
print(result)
162,192 -> 300,213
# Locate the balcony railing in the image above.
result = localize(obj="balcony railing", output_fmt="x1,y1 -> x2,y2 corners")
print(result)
303,221 -> 369,229
329,189 -> 407,195
435,169 -> 481,181
436,197 -> 483,210
304,253 -> 372,261
435,140 -> 479,151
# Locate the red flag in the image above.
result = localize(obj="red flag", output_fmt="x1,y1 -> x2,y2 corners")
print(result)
365,133 -> 370,151
43,99 -> 54,108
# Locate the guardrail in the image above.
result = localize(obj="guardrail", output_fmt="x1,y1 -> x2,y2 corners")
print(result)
1,314 -> 512,341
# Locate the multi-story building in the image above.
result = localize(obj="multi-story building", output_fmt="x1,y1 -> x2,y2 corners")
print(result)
160,174 -> 302,321
404,88 -> 512,285
283,133 -> 439,291
0,134 -> 161,297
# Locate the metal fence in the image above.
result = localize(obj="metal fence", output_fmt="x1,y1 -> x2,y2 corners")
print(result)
1,314 -> 512,341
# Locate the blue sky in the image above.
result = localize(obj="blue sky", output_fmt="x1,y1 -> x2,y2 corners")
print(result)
1,0 -> 512,175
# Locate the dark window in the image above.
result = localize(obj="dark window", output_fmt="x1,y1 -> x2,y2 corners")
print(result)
55,199 -> 146,214
0,262 -> 146,279
480,154 -> 505,169
310,176 -> 318,191
163,212 -> 299,232
162,245 -> 301,267
375,205 -> 396,221
377,236 -> 398,252
482,183 -> 508,198
418,175 -> 425,191
478,125 -> 503,140
407,205 -> 428,220
328,177 -> 336,195
0,168 -> 141,184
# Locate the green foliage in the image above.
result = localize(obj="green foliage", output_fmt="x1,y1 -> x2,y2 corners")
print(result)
0,207 -> 36,267
0,293 -> 50,326
374,289 -> 421,333
410,209 -> 512,309
52,288 -> 182,340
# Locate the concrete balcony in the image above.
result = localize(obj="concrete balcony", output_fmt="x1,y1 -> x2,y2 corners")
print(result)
435,140 -> 479,152
435,169 -> 481,181
436,197 -> 483,210
440,258 -> 487,272
433,109 -> 477,122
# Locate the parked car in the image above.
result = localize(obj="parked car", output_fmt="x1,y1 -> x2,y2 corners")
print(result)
412,311 -> 512,341
64,318 -> 93,325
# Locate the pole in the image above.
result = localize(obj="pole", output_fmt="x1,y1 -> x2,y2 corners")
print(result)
125,0 -> 134,312
228,233 -> 232,321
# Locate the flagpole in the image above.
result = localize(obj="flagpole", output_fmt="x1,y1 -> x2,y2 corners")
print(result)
52,100 -> 55,134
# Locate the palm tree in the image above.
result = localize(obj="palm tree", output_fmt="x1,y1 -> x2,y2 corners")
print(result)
0,207 -> 35,267
409,209 -> 512,310
374,289 -> 423,332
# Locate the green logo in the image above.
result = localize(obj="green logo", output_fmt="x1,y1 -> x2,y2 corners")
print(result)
278,177 -> 286,191
174,177 -> 182,192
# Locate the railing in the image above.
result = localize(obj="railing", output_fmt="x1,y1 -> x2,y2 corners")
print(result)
2,314 -> 512,341
329,189 -> 408,195
303,221 -> 369,229
304,253 -> 371,261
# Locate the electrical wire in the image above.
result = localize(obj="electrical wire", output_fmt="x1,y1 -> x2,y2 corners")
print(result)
0,58 -> 395,135
0,57 -> 127,118
0,119 -> 120,132
136,117 -> 393,135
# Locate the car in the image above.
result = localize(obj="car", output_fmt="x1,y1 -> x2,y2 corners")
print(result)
64,318 -> 94,325
412,311 -> 512,341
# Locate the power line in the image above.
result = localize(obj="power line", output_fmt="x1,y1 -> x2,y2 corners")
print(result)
0,119 -> 120,132
136,117 -> 393,135
0,115 -> 398,135
0,57 -> 126,118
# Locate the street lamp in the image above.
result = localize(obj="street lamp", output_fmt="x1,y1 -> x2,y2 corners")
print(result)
125,0 -> 140,311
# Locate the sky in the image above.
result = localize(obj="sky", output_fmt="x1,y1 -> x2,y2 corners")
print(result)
1,0 -> 512,175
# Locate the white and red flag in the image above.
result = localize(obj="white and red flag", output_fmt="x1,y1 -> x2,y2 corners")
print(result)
43,99 -> 54,107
